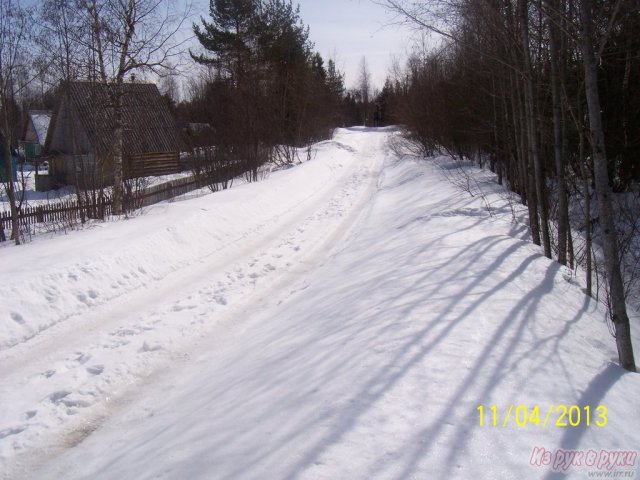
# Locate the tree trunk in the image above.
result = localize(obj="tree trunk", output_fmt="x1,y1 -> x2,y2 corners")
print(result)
520,0 -> 551,258
514,72 -> 541,243
545,0 -> 569,265
491,77 -> 503,186
579,131 -> 592,297
580,0 -> 636,372
1,113 -> 20,245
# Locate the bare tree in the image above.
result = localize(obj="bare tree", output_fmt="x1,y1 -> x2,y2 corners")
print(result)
159,68 -> 181,106
519,0 -> 552,259
378,0 -> 638,371
579,0 -> 635,372
78,0 -> 191,215
0,0 -> 41,244
40,0 -> 91,84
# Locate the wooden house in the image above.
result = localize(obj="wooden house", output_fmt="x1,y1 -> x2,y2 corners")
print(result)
45,81 -> 183,187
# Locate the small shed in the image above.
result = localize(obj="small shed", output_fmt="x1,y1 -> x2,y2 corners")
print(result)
45,81 -> 183,187
21,110 -> 53,159
0,134 -> 18,182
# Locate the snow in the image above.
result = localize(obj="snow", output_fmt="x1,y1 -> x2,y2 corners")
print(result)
0,128 -> 638,479
0,169 -> 193,207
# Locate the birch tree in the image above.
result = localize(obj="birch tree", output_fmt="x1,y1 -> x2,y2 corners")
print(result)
0,0 -> 39,244
79,0 -> 191,214
543,0 -> 570,266
517,0 -> 551,258
579,0 -> 635,372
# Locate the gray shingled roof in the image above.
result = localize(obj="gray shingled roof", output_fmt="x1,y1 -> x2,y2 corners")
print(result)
50,81 -> 182,157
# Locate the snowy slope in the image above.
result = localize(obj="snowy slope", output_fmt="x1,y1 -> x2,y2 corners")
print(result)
1,128 -> 639,479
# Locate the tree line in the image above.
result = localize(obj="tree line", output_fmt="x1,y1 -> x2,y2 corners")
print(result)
182,0 -> 347,180
376,0 -> 638,371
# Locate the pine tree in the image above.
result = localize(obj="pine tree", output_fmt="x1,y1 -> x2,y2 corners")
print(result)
192,0 -> 259,79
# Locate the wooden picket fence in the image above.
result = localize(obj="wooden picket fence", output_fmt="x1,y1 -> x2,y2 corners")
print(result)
1,157 -> 252,242
0,196 -> 112,242
0,176 -> 198,242
137,175 -> 202,207
0,177 -> 192,241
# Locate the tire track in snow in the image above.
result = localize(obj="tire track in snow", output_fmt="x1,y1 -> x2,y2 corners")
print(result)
0,129 -> 391,478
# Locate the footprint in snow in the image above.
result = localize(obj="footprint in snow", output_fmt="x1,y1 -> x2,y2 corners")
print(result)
73,352 -> 91,365
112,328 -> 136,337
141,341 -> 163,353
0,426 -> 27,439
22,410 -> 37,420
86,365 -> 104,376
101,339 -> 130,349
214,296 -> 227,306
61,394 -> 93,409
50,390 -> 72,404
10,312 -> 25,324
171,304 -> 197,312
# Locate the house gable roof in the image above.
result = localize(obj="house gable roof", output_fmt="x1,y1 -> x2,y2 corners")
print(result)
27,111 -> 53,146
46,81 -> 182,157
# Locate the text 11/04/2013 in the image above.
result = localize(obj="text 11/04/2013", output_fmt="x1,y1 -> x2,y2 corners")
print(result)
476,404 -> 607,428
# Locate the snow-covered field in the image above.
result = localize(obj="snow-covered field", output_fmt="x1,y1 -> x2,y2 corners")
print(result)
0,128 -> 638,479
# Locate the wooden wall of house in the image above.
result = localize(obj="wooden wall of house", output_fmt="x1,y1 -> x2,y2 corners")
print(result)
50,98 -> 92,155
50,153 -> 113,189
127,152 -> 182,178
52,150 -> 182,189
24,121 -> 38,144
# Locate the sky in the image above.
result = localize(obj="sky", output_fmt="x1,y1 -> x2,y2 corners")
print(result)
19,0 -> 414,95
191,0 -> 413,90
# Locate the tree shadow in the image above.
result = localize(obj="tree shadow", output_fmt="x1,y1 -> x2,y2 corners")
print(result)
52,149 -> 609,480
541,364 -> 627,480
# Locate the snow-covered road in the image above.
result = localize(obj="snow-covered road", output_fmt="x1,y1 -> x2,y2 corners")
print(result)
1,128 -> 639,479
0,128 -> 386,477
